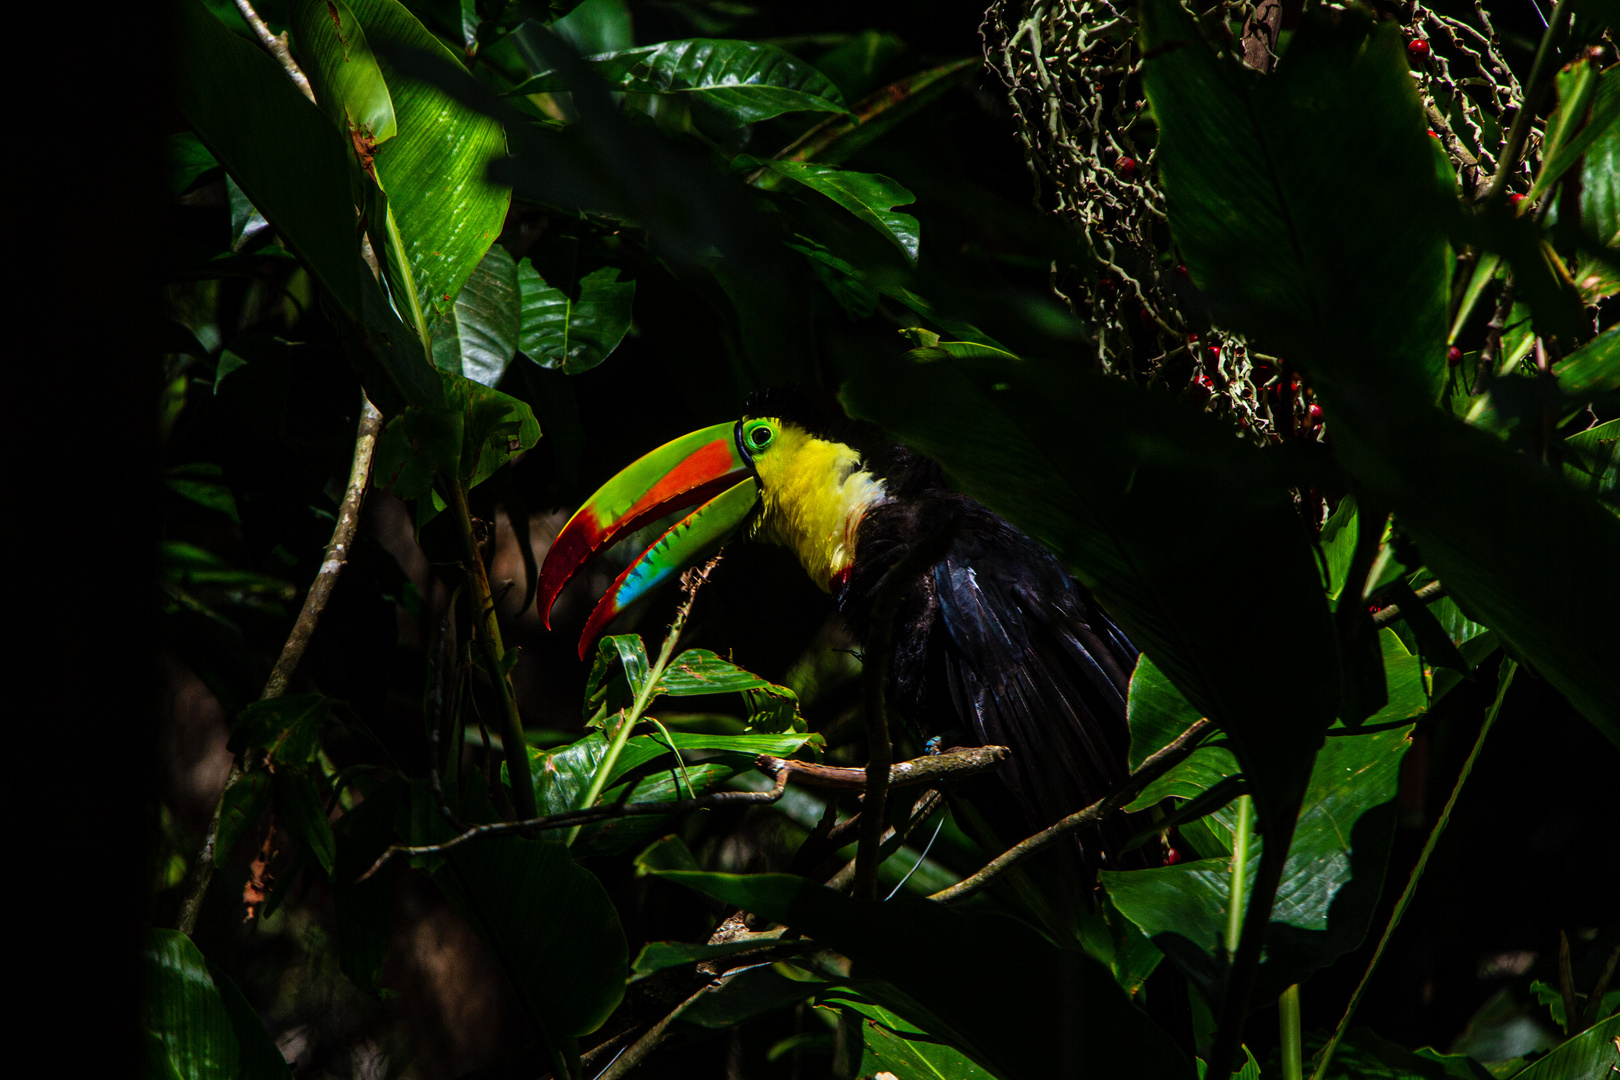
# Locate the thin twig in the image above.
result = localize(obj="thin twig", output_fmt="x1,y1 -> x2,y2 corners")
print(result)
231,0 -> 314,102
359,770 -> 789,882
1481,0 -> 1574,204
856,522 -> 960,899
758,745 -> 1009,790
1473,278 -> 1518,393
1309,658 -> 1518,1080
929,719 -> 1215,904
449,481 -> 537,821
177,395 -> 382,937
826,790 -> 945,893
1371,580 -> 1447,628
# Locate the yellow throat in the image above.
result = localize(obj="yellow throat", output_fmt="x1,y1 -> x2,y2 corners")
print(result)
748,423 -> 888,592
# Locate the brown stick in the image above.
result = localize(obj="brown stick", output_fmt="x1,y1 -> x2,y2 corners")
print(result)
231,0 -> 314,102
1371,579 -> 1447,628
826,790 -> 946,893
929,719 -> 1215,904
177,395 -> 383,936
757,745 -> 1009,790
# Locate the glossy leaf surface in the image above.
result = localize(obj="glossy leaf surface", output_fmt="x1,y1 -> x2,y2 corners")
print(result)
517,261 -> 635,374
432,243 -> 521,387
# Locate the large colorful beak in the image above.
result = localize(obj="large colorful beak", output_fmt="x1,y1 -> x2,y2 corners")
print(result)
537,421 -> 759,659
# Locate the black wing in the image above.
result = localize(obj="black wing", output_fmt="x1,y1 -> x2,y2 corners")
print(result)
842,493 -> 1143,871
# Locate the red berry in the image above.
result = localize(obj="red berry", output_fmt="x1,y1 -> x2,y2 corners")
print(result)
1138,308 -> 1154,328
1427,129 -> 1439,139
1308,403 -> 1325,425
1210,345 -> 1221,359
1117,156 -> 1138,178
1196,373 -> 1215,389
1509,193 -> 1526,207
1408,38 -> 1430,61
1447,345 -> 1463,366
1175,264 -> 1190,278
1165,848 -> 1183,866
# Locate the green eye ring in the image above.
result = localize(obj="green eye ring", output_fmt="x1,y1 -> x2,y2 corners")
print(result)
742,420 -> 775,453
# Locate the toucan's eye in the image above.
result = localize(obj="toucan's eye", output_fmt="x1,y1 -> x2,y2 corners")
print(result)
748,425 -> 773,449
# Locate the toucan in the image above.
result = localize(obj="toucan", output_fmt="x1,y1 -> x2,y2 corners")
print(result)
537,391 -> 1142,871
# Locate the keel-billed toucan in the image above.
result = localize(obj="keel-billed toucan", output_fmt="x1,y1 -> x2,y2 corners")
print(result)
537,392 -> 1141,870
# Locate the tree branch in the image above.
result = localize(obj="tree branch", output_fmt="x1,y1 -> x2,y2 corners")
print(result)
1371,579 -> 1446,628
929,719 -> 1215,904
826,789 -> 945,893
177,394 -> 383,937
757,745 -> 1009,790
231,0 -> 314,102
1480,0 -> 1574,204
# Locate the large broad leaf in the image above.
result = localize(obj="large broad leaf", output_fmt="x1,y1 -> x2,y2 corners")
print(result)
1141,0 -> 1620,743
288,0 -> 397,147
349,0 -> 509,331
1141,1 -> 1452,405
1102,721 -> 1412,1003
842,353 -> 1339,840
516,260 -> 635,374
207,961 -> 294,1080
749,159 -> 920,263
432,244 -> 521,387
176,0 -> 362,313
371,370 -> 541,499
637,838 -> 1193,1080
512,38 -> 847,124
143,930 -> 241,1080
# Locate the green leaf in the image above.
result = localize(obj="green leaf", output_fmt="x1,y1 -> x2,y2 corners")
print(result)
176,0 -> 362,313
751,159 -> 919,263
637,838 -> 1194,1080
215,771 -> 271,867
164,463 -> 241,522
512,38 -> 847,124
1552,326 -> 1620,403
168,132 -> 221,197
289,0 -> 398,147
1504,1014 -> 1619,1080
1532,62 -> 1618,202
631,938 -> 790,980
516,261 -> 635,374
658,648 -> 798,702
278,767 -> 337,875
1103,724 -> 1412,1001
143,929 -> 241,1080
232,694 -> 331,765
349,0 -> 510,332
817,991 -> 994,1079
431,832 -> 628,1037
1564,418 -> 1619,505
207,962 -> 294,1080
371,371 -> 540,499
432,244 -> 521,387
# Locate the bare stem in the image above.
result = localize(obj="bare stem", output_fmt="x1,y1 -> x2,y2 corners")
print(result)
758,745 -> 1009,790
177,395 -> 383,937
448,481 -> 536,821
929,719 -> 1215,904
231,0 -> 314,102
1309,658 -> 1518,1080
361,770 -> 790,882
1372,580 -> 1446,628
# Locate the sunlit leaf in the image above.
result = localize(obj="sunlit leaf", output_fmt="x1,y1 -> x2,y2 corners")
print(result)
432,244 -> 521,387
750,159 -> 919,263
